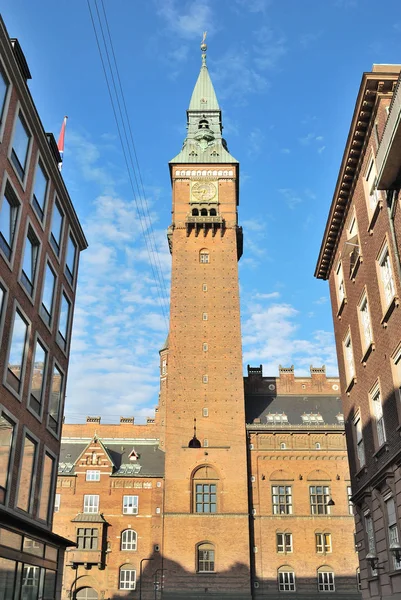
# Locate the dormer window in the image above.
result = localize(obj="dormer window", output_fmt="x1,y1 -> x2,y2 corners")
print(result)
301,413 -> 324,424
266,413 -> 288,424
129,448 -> 139,461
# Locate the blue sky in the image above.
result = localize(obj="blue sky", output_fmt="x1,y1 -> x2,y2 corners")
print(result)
2,1 -> 401,422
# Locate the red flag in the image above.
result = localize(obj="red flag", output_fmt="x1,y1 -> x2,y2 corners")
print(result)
57,116 -> 68,171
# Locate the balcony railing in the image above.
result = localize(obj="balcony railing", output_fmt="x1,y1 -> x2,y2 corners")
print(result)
376,75 -> 401,189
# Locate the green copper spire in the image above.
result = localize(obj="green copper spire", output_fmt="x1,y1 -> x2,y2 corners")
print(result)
188,34 -> 220,111
170,33 -> 238,165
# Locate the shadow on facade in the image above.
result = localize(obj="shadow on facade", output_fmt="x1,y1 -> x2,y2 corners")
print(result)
60,550 -> 363,600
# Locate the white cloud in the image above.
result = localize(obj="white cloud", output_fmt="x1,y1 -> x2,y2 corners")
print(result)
278,188 -> 302,209
314,296 -> 328,305
156,0 -> 214,40
247,127 -> 265,157
235,0 -> 271,12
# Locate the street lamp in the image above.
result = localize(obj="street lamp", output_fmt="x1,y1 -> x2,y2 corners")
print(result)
139,557 -> 154,600
366,553 -> 379,570
390,541 -> 401,564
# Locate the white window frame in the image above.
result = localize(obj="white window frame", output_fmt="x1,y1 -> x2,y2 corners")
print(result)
385,496 -> 401,570
54,493 -> 61,513
119,568 -> 136,590
86,470 -> 100,482
335,261 -> 346,307
358,291 -> 373,351
343,331 -> 355,384
370,383 -> 386,447
318,571 -> 335,592
278,571 -> 295,592
377,244 -> 396,308
83,494 -> 99,514
316,532 -> 332,553
365,514 -> 377,576
123,495 -> 138,515
354,414 -> 365,468
272,485 -> 293,515
347,486 -> 354,515
276,532 -> 292,553
121,529 -> 137,551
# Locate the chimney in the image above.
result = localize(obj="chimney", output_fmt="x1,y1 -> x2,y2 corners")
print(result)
279,365 -> 294,392
120,417 -> 135,424
86,416 -> 101,424
310,365 -> 326,391
247,364 -> 263,378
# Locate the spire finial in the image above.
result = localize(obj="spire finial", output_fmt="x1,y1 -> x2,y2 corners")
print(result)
201,31 -> 207,66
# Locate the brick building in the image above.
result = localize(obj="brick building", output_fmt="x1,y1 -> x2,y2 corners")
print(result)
0,16 -> 87,600
54,41 -> 360,600
316,65 -> 401,600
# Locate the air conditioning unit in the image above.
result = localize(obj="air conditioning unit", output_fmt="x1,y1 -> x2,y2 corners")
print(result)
154,544 -> 160,552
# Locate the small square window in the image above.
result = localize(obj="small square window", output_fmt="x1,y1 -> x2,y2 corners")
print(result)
123,495 -> 138,515
86,470 -> 100,482
202,312 -> 208,321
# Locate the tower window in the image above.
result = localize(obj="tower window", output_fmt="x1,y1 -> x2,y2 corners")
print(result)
209,208 -> 217,216
197,542 -> 215,572
203,343 -> 208,352
200,250 -> 210,263
202,283 -> 208,291
200,208 -> 208,216
203,375 -> 208,384
202,313 -> 208,321
192,208 -> 199,216
193,466 -> 218,513
203,408 -> 209,417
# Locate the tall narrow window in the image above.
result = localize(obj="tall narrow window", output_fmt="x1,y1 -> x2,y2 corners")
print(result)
48,364 -> 63,434
65,234 -> 77,285
310,486 -> 331,515
121,529 -> 137,551
38,453 -> 55,521
371,385 -> 386,447
17,435 -> 37,512
83,495 -> 99,513
0,556 -> 16,599
50,200 -> 64,257
386,497 -> 401,570
29,338 -> 47,415
32,161 -> 48,221
197,543 -> 215,572
57,292 -> 71,351
0,414 -> 15,504
365,515 -> 377,576
335,262 -> 345,307
21,566 -> 40,600
272,485 -> 292,515
347,213 -> 361,276
200,249 -> 210,264
378,246 -> 395,307
0,184 -> 20,261
347,486 -> 354,515
54,493 -> 61,512
11,111 -> 31,179
343,332 -> 355,383
0,67 -> 9,127
41,263 -> 56,326
365,157 -> 379,213
278,569 -> 296,592
359,294 -> 373,350
21,227 -> 40,296
7,309 -> 28,394
355,416 -> 365,468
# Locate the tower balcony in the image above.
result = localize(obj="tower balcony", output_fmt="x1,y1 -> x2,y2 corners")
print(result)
185,214 -> 225,237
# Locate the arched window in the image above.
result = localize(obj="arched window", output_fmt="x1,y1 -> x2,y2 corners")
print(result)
200,249 -> 210,264
75,588 -> 98,600
317,567 -> 335,592
197,542 -> 215,572
121,529 -> 137,551
200,208 -> 208,216
277,566 -> 295,591
119,564 -> 136,590
193,466 -> 218,513
209,208 -> 217,216
192,208 -> 199,216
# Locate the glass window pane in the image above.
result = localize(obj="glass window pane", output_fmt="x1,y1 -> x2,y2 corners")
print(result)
48,364 -> 63,432
58,293 -> 71,341
0,557 -> 16,600
33,162 -> 48,217
7,311 -> 28,389
66,235 -> 77,282
29,340 -> 47,414
0,528 -> 21,550
0,194 -> 11,247
0,186 -> 19,260
0,415 -> 14,502
23,537 -> 44,557
12,113 -> 30,177
38,454 -> 54,521
41,263 -> 56,323
21,565 -> 40,599
17,436 -> 37,512
51,201 -> 63,253
0,68 -> 8,123
43,570 -> 56,600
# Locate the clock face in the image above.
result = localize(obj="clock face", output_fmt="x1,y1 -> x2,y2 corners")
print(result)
192,181 -> 217,202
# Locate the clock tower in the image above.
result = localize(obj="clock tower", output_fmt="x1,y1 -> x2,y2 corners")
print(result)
161,39 -> 251,599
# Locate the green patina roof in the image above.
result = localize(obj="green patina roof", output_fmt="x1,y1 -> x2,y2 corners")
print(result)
189,60 -> 219,111
170,41 -> 238,166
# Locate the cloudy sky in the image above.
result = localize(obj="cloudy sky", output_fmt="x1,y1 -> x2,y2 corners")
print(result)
2,0 -> 400,422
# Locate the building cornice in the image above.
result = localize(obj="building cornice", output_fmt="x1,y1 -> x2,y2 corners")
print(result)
315,71 -> 398,280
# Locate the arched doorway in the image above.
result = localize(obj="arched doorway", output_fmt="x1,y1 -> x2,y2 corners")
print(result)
74,588 -> 98,600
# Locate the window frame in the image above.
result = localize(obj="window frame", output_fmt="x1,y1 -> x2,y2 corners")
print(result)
65,228 -> 78,289
347,486 -> 354,516
49,196 -> 65,261
353,412 -> 365,469
31,156 -> 49,226
38,449 -> 56,523
40,257 -> 58,330
376,241 -> 397,316
317,570 -> 335,592
0,405 -> 18,506
46,360 -> 65,438
3,303 -> 30,400
357,289 -> 374,360
278,569 -> 296,592
123,495 -> 139,515
83,494 -> 99,514
309,485 -> 331,515
0,178 -> 22,268
27,333 -> 49,420
56,287 -> 72,353
77,527 -> 99,550
86,470 -> 100,482
15,428 -> 39,515
121,529 -> 137,551
197,542 -> 215,573
370,381 -> 386,449
385,495 -> 401,571
0,60 -> 11,143
315,532 -> 332,554
200,249 -> 210,264
276,532 -> 293,553
272,485 -> 293,515
365,513 -> 377,576
335,260 -> 346,313
9,106 -> 32,187
119,566 -> 136,590
343,329 -> 356,389
54,493 -> 61,513
19,221 -> 41,301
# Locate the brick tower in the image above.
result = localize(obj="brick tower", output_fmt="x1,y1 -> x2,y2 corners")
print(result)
161,39 -> 251,599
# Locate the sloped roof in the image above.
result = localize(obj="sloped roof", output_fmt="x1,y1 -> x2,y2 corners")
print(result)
72,513 -> 107,523
245,393 -> 343,426
170,141 -> 238,165
189,62 -> 219,111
